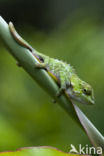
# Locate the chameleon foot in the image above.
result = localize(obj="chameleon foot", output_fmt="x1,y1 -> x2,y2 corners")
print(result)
35,62 -> 47,70
56,87 -> 65,97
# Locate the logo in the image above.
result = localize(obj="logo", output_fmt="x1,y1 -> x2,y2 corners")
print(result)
69,144 -> 102,155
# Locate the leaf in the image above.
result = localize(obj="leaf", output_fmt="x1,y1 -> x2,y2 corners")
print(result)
0,146 -> 90,156
73,104 -> 104,150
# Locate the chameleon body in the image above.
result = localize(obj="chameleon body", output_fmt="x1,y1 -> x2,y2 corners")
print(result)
9,22 -> 95,105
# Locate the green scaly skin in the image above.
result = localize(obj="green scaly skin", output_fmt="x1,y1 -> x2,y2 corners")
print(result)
33,51 -> 95,105
9,22 -> 95,105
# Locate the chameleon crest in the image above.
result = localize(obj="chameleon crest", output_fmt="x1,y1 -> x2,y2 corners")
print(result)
9,22 -> 95,105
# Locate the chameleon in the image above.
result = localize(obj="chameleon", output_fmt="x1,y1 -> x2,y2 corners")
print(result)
8,22 -> 95,105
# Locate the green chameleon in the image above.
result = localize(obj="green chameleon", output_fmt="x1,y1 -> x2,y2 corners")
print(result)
9,22 -> 95,105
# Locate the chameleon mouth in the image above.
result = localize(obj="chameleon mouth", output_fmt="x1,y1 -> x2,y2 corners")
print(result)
72,94 -> 95,105
65,88 -> 95,105
86,92 -> 95,105
88,97 -> 95,105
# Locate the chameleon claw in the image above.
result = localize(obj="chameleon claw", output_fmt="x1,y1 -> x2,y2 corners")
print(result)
56,87 -> 65,97
35,63 -> 47,70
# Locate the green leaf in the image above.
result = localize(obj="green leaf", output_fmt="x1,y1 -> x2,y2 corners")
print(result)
0,146 -> 89,156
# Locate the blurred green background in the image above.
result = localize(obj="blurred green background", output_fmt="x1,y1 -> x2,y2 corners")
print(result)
0,0 -> 104,152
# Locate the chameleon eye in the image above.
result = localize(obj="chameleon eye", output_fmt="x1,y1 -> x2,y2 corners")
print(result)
38,56 -> 44,62
83,88 -> 92,95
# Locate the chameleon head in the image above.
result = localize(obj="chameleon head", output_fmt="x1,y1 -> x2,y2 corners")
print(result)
66,74 -> 95,105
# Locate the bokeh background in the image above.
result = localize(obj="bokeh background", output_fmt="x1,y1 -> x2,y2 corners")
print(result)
0,0 -> 104,152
